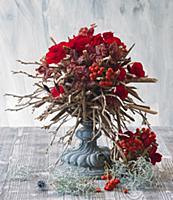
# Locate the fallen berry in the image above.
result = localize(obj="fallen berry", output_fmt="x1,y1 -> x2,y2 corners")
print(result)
101,175 -> 107,180
95,187 -> 102,192
123,188 -> 129,194
112,178 -> 120,184
107,183 -> 114,189
107,175 -> 112,180
104,185 -> 113,191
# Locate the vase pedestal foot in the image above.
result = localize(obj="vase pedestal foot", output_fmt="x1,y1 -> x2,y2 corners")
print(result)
61,122 -> 111,177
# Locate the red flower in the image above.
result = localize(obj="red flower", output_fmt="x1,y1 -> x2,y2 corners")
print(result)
103,32 -> 114,40
78,27 -> 89,36
50,85 -> 64,98
87,24 -> 95,36
69,35 -> 90,52
90,34 -> 103,46
78,24 -> 96,37
150,153 -> 162,165
117,68 -> 126,81
46,42 -> 69,64
130,62 -> 145,77
105,37 -> 122,46
103,32 -> 122,46
114,85 -> 128,100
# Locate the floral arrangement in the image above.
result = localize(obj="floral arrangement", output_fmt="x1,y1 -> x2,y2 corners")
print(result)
6,24 -> 162,193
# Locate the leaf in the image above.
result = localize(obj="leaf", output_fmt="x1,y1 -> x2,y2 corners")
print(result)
126,87 -> 144,102
54,81 -> 60,92
127,43 -> 135,54
43,84 -> 50,93
134,103 -> 150,109
127,86 -> 137,90
120,57 -> 131,66
120,109 -> 135,121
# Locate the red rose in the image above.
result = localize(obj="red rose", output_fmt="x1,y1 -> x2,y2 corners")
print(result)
46,42 -> 69,64
121,42 -> 127,50
103,31 -> 126,48
117,68 -> 126,81
69,35 -> 90,52
130,62 -> 145,77
150,153 -> 162,165
78,24 -> 95,37
105,37 -> 122,46
78,27 -> 88,36
90,34 -> 103,46
103,32 -> 121,46
114,85 -> 128,100
50,85 -> 64,98
103,32 -> 114,40
87,25 -> 95,36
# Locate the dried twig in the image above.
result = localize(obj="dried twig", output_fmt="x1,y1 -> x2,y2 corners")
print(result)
16,59 -> 40,65
50,37 -> 57,45
125,103 -> 157,114
12,70 -> 42,79
125,77 -> 157,83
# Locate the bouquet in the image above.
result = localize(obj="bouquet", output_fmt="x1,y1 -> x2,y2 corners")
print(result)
6,24 -> 162,174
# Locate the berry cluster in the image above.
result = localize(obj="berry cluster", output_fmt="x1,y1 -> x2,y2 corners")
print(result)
117,128 -> 162,165
89,64 -> 104,81
101,175 -> 120,191
89,64 -> 116,87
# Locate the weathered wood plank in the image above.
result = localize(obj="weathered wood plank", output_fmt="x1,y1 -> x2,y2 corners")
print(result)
0,128 -> 18,198
0,127 -> 173,200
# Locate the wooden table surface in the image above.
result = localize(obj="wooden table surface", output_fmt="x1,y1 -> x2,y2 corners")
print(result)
0,127 -> 173,200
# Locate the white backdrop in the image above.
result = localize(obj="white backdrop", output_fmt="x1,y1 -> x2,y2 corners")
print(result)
0,0 -> 173,127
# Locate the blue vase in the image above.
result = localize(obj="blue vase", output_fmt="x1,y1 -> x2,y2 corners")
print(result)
61,121 -> 111,176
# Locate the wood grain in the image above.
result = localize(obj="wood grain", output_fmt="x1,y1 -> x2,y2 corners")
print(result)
0,127 -> 173,200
